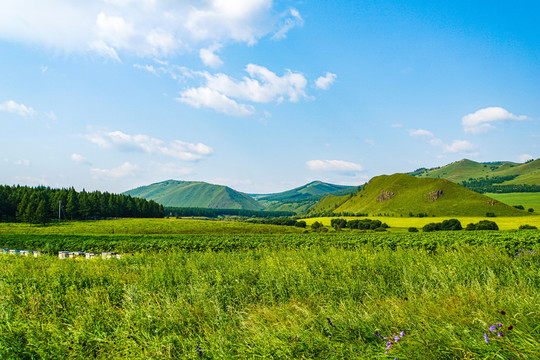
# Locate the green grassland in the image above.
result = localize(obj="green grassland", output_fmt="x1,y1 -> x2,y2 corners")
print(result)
412,158 -> 540,185
1,245 -> 540,359
485,192 -> 540,211
2,219 -> 540,358
0,218 -> 304,235
312,173 -> 527,217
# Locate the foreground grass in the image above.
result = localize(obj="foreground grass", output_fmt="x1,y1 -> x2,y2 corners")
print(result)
1,246 -> 540,359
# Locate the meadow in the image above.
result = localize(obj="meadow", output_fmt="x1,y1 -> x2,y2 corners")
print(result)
485,192 -> 540,212
1,218 -> 540,359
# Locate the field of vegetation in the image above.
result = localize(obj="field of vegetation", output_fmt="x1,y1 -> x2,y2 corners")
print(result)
303,216 -> 540,231
1,218 -> 540,358
485,192 -> 540,212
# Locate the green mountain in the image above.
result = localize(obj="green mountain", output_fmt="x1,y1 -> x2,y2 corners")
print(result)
410,158 -> 540,185
124,180 -> 263,210
252,181 -> 358,214
310,173 -> 528,217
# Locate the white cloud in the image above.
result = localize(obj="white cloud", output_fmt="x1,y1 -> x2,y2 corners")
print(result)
409,129 -> 434,137
177,64 -> 308,116
517,154 -> 534,163
272,8 -> 304,40
71,153 -> 91,165
391,124 -> 403,128
315,72 -> 337,90
444,140 -> 476,153
0,1 -> 299,61
91,162 -> 140,179
14,159 -> 31,166
134,64 -> 158,75
85,130 -> 213,161
200,43 -> 223,68
409,128 -> 477,155
178,87 -> 255,116
0,100 -> 36,117
306,160 -> 364,176
462,107 -> 529,134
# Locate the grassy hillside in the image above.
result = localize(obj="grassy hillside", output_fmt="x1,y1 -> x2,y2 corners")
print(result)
484,192 -> 540,211
254,181 -> 358,214
326,173 -> 528,217
124,180 -> 263,210
411,158 -> 540,185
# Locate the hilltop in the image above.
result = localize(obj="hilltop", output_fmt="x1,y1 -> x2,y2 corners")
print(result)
410,158 -> 540,185
310,173 -> 528,217
124,180 -> 263,210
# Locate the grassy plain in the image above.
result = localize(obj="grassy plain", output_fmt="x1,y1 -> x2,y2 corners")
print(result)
1,219 -> 540,358
303,215 -> 540,231
485,192 -> 540,211
1,246 -> 540,359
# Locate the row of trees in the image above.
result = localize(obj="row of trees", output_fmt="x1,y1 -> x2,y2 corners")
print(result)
0,185 -> 164,224
166,207 -> 295,218
460,176 -> 540,193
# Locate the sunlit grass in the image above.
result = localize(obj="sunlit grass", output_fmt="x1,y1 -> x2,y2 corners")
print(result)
1,246 -> 539,358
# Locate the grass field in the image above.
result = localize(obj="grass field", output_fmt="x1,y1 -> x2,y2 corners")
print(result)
302,215 -> 540,231
485,192 -> 540,211
1,219 -> 540,358
0,218 -> 304,235
1,246 -> 540,359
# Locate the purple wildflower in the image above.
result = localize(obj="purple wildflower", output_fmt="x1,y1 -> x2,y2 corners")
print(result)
489,325 -> 496,332
497,323 -> 502,327
386,341 -> 392,350
497,332 -> 502,337
484,333 -> 489,343
400,330 -> 405,337
326,318 -> 335,327
395,335 -> 400,342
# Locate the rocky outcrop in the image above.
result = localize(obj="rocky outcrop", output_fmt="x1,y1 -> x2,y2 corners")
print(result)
377,190 -> 395,202
425,189 -> 443,203
487,200 -> 497,206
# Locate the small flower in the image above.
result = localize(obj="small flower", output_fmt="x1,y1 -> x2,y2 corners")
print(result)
489,325 -> 496,332
395,335 -> 400,342
326,318 -> 335,327
386,341 -> 392,350
500,310 -> 506,316
400,331 -> 405,337
497,323 -> 502,327
484,333 -> 489,343
507,325 -> 513,331
497,332 -> 502,337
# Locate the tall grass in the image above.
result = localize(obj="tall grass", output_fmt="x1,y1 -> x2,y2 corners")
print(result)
1,246 -> 539,359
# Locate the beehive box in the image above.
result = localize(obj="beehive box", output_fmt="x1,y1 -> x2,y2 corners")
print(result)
33,251 -> 46,257
58,251 -> 70,259
9,249 -> 19,255
85,252 -> 100,259
101,252 -> 118,259
69,252 -> 85,259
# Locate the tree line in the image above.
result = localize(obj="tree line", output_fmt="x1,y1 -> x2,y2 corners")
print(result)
0,185 -> 164,224
460,176 -> 540,193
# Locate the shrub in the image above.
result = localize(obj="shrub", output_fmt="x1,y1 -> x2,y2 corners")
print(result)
513,205 -> 525,210
441,219 -> 462,231
471,220 -> 499,230
408,227 -> 418,232
486,212 -> 496,217
528,208 -> 535,213
519,224 -> 537,230
423,223 -> 441,232
295,221 -> 307,228
311,221 -> 322,230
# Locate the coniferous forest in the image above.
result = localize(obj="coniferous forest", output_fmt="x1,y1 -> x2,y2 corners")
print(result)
0,185 -> 164,224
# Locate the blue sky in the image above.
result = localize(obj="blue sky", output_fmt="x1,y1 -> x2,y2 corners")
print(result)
1,0 -> 539,194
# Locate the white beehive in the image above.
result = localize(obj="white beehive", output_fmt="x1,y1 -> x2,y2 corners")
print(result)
101,252 -> 118,259
85,252 -> 99,259
58,251 -> 70,259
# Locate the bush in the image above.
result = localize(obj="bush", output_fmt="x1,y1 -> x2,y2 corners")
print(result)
466,220 -> 499,231
423,223 -> 441,232
408,227 -> 418,232
294,221 -> 306,228
513,205 -> 525,210
441,219 -> 462,231
519,224 -> 537,230
528,208 -> 535,213
311,221 -> 322,230
486,212 -> 496,217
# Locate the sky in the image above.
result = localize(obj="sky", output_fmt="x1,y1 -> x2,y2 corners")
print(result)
1,0 -> 539,194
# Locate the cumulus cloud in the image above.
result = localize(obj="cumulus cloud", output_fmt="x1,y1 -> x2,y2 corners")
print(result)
462,107 -> 529,134
517,154 -> 534,163
85,130 -> 213,161
177,64 -> 307,116
409,128 -> 476,155
306,160 -> 364,176
91,162 -> 140,179
71,153 -> 92,165
13,159 -> 31,166
0,100 -> 36,117
200,43 -> 223,68
315,72 -> 337,90
0,1 -> 301,61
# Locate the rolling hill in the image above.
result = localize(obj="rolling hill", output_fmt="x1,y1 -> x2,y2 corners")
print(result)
252,181 -> 358,213
310,173 -> 529,217
124,180 -> 264,210
410,158 -> 540,185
